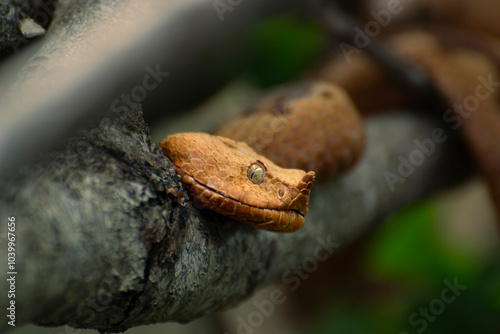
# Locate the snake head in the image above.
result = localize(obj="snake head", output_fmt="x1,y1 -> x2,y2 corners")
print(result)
160,133 -> 316,233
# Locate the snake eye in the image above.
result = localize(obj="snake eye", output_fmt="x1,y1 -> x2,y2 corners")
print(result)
247,162 -> 266,184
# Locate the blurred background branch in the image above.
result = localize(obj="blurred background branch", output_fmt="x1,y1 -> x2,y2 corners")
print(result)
0,0 -> 304,178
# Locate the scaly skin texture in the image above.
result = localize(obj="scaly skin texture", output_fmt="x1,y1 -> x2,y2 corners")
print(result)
215,81 -> 365,181
160,133 -> 316,232
160,81 -> 364,232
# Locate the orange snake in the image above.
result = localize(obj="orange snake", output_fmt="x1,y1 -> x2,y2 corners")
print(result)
160,81 -> 365,232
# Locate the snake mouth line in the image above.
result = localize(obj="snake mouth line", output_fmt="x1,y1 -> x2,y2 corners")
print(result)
187,175 -> 305,217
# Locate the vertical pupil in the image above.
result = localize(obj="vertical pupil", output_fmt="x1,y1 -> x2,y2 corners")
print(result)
252,167 -> 261,181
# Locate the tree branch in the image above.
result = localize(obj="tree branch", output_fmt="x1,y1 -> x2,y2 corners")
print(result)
0,102 -> 467,333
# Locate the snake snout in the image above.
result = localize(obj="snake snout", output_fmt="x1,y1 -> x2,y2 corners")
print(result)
288,170 -> 315,215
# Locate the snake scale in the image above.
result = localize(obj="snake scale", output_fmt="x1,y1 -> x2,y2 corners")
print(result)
160,81 -> 365,232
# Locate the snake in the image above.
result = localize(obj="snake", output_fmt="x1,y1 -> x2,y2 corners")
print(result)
159,81 -> 365,232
